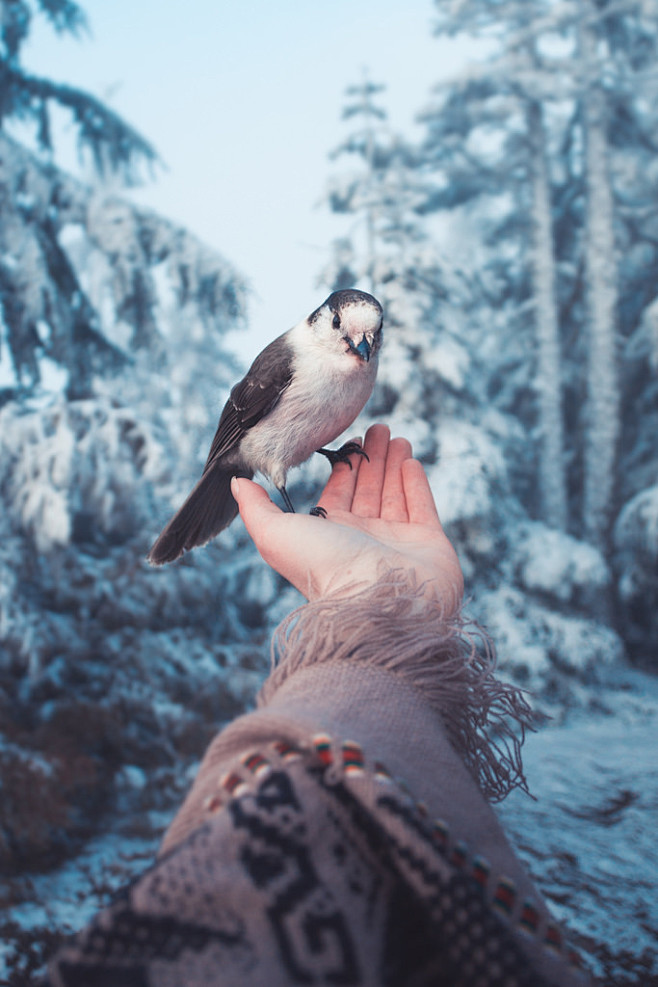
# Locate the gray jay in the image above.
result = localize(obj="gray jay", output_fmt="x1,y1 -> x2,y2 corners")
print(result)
148,288 -> 383,565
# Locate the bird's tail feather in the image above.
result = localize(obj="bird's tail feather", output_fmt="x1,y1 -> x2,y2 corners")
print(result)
147,464 -> 250,565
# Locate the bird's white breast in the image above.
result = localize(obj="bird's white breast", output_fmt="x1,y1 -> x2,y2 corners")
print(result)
238,323 -> 378,489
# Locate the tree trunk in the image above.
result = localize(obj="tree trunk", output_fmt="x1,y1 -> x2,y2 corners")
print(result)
579,4 -> 621,549
526,98 -> 568,531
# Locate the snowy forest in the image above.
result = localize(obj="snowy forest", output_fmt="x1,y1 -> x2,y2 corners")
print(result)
1,0 -> 657,984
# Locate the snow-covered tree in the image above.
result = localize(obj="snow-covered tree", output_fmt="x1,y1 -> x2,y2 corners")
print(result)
418,0 -> 658,665
0,0 -> 161,397
323,73 -> 390,293
570,0 -> 658,563
0,0 -> 156,178
319,61 -> 627,711
578,0 -> 621,550
0,1 -> 259,949
421,0 -> 570,532
320,73 -> 464,461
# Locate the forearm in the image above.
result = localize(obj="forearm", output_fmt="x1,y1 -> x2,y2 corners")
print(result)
159,578 -> 588,977
161,572 -> 528,855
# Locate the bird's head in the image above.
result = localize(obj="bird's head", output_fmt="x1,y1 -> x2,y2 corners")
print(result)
307,289 -> 384,364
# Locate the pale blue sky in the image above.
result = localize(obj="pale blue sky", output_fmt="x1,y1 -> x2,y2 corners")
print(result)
23,1 -> 470,350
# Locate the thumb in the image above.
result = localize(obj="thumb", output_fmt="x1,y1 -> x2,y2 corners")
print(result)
231,476 -> 282,544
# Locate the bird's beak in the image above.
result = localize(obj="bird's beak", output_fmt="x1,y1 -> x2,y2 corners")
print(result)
354,334 -> 371,362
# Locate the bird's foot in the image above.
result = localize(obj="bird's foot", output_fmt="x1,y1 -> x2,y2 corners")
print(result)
278,486 -> 296,513
309,505 -> 327,519
316,441 -> 369,470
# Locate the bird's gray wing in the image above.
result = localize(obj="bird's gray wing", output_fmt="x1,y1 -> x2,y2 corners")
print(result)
203,333 -> 294,473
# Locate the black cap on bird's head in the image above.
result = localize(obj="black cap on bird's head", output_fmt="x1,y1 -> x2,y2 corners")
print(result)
308,288 -> 384,362
323,288 -> 382,312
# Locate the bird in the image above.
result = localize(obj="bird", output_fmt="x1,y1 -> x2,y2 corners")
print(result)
147,288 -> 384,565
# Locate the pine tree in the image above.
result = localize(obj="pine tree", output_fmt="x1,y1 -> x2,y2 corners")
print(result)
427,0 -> 658,554
0,1 -> 253,929
320,73 -> 462,457
578,0 -> 658,644
322,73 -> 391,294
422,0 -> 569,531
319,57 -> 625,716
0,0 -> 156,177
0,0 -> 158,397
424,0 -> 658,656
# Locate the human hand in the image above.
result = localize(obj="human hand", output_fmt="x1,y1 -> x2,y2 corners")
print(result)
230,424 -> 463,611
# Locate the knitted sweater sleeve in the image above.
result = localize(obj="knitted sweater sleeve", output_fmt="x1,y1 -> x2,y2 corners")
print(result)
46,577 -> 592,987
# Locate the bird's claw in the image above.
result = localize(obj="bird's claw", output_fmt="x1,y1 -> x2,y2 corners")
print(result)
310,505 -> 327,518
316,441 -> 369,470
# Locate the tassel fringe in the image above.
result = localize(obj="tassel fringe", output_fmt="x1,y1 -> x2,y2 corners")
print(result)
258,570 -> 536,802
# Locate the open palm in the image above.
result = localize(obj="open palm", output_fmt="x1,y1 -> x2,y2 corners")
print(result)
232,424 -> 463,611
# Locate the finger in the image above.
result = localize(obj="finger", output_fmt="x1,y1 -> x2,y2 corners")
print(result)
351,424 -> 390,517
231,477 -> 283,545
380,437 -> 413,521
401,459 -> 442,527
314,437 -> 363,514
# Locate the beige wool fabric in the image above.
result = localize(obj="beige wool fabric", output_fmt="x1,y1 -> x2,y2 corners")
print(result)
47,577 -> 591,986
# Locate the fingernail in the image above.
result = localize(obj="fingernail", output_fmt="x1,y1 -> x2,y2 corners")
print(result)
230,476 -> 240,499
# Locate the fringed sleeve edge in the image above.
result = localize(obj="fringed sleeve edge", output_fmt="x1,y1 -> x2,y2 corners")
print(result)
258,569 -> 537,802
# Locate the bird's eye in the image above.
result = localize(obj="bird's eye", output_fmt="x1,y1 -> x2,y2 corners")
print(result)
332,313 -> 341,329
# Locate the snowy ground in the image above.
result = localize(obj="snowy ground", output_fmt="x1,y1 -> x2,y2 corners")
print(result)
1,667 -> 657,985
499,667 -> 658,985
0,807 -> 166,984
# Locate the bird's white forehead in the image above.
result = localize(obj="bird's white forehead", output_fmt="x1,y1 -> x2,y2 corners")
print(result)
338,301 -> 382,335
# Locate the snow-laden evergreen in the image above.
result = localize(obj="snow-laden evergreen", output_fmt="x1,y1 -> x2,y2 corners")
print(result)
422,0 -> 577,536
0,126 -> 292,976
0,136 -> 264,903
416,0 -> 658,661
319,70 -> 627,702
0,0 -> 156,181
319,20 -> 658,980
0,3 -> 288,975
